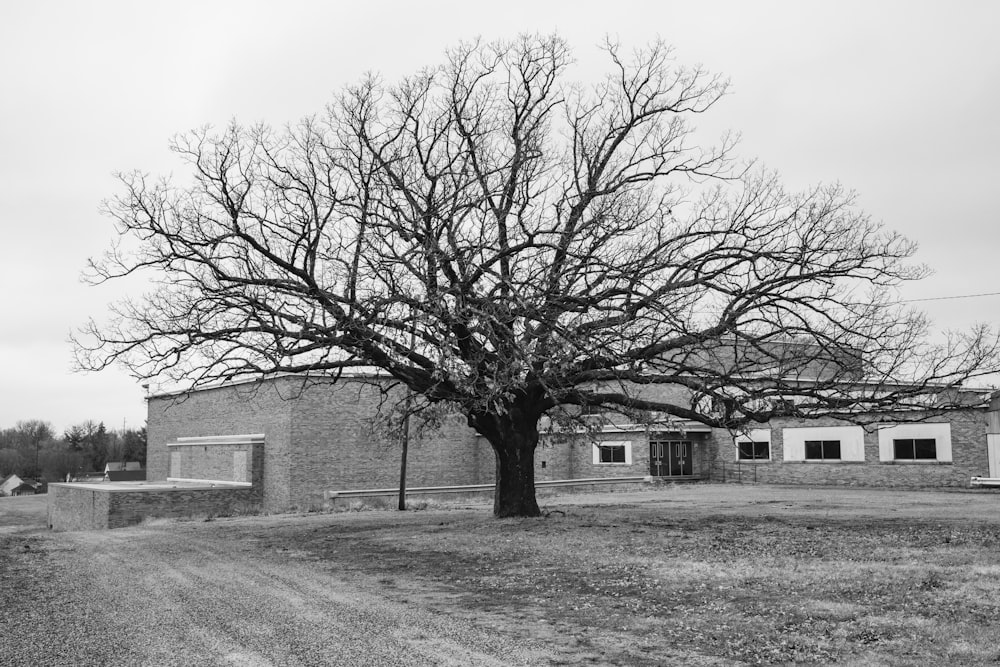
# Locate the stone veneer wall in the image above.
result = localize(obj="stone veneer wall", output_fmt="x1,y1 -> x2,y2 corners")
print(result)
709,410 -> 989,487
47,484 -> 261,531
48,484 -> 112,530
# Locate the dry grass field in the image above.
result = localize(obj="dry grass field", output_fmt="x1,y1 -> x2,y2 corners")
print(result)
0,492 -> 47,530
3,484 -> 1000,665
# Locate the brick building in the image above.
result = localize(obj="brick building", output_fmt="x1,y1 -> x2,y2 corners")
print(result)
143,374 -> 1000,514
147,375 -> 493,512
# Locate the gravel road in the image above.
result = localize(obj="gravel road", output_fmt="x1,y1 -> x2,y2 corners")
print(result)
1,517 -> 549,666
7,484 -> 1000,666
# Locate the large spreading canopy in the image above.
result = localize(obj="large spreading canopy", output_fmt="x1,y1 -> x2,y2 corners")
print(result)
77,36 -> 999,516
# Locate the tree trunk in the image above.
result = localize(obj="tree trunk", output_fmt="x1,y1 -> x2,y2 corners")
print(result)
472,405 -> 542,518
492,433 -> 540,518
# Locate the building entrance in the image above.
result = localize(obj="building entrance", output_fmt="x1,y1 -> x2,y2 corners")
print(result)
649,439 -> 693,477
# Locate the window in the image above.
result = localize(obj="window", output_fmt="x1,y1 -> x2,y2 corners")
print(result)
737,441 -> 770,460
734,429 -> 771,462
804,440 -> 841,460
893,438 -> 937,460
592,440 -> 632,465
784,426 -> 864,462
877,424 -> 951,462
599,444 -> 626,463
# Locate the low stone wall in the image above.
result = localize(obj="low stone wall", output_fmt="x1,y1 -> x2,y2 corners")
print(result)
48,482 -> 261,531
48,484 -> 112,530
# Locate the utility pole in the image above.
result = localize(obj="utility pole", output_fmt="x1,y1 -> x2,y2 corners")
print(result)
398,313 -> 417,511
398,391 -> 411,511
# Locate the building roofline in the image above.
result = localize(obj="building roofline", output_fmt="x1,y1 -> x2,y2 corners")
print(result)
145,370 -> 998,406
146,370 -> 392,400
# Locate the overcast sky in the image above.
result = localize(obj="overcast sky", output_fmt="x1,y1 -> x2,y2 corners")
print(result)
2,1 -> 998,433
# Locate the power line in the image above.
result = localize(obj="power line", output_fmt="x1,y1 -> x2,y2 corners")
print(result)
899,291 -> 1000,304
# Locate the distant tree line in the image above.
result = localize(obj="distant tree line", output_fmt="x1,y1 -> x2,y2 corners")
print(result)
0,419 -> 146,483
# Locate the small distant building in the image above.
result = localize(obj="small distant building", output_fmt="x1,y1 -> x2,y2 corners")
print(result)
12,480 -> 44,496
1,474 -> 25,496
1,475 -> 45,496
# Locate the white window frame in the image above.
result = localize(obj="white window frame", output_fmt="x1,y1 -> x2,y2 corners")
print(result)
877,423 -> 952,462
592,440 -> 633,465
734,428 -> 772,461
988,434 -> 1000,477
783,426 -> 865,462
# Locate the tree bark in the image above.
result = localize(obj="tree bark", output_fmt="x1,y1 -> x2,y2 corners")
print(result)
473,406 -> 542,518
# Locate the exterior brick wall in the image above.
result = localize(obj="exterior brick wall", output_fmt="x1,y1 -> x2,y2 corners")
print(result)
168,442 -> 255,483
147,376 -> 494,513
287,380 -> 489,509
708,410 -> 989,488
142,375 -> 994,521
535,435 -> 586,481
536,409 -> 990,489
548,432 -> 652,480
474,436 -> 496,483
537,429 -> 714,480
148,381 -> 293,511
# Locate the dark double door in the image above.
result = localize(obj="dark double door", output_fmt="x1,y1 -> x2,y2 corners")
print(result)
649,440 -> 693,477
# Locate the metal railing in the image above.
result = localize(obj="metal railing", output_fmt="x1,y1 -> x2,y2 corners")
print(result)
709,461 -> 759,484
324,476 -> 652,500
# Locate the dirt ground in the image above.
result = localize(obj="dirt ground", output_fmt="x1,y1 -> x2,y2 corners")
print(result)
3,484 -> 1000,665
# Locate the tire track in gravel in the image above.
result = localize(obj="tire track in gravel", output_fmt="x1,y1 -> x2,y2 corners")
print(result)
4,524 -> 551,666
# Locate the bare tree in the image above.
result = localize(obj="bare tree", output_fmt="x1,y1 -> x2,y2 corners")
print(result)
76,36 -> 999,517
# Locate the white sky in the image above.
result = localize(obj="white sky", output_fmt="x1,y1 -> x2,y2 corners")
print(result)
1,0 -> 998,433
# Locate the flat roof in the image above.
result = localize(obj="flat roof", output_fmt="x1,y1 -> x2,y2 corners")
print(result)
147,370 -> 389,399
51,481 -> 251,493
